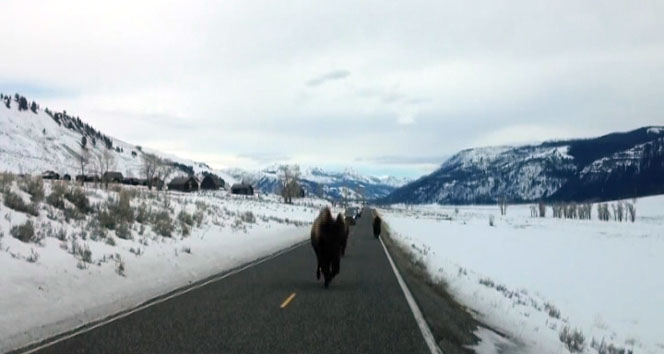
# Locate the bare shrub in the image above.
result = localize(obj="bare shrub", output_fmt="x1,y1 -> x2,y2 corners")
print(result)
46,182 -> 67,209
11,220 -> 36,243
598,203 -> 611,221
479,278 -> 496,288
578,203 -> 592,220
591,337 -> 632,354
538,202 -> 546,218
559,326 -> 585,353
615,202 -> 624,222
625,202 -> 636,223
178,210 -> 194,227
64,186 -> 91,213
26,248 -> 40,263
0,172 -> 15,191
111,190 -> 134,224
552,204 -> 563,218
71,240 -> 92,263
544,302 -> 561,319
240,211 -> 256,224
152,210 -> 174,237
115,222 -> 132,240
135,203 -> 150,224
3,190 -> 39,216
98,209 -> 117,230
20,176 -> 44,203
498,197 -> 508,216
115,255 -> 126,276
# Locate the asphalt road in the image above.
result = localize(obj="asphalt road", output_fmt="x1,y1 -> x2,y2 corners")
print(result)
23,209 -> 432,354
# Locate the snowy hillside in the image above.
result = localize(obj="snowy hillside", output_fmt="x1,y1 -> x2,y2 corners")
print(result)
383,126 -> 664,204
0,94 -> 237,184
226,165 -> 410,201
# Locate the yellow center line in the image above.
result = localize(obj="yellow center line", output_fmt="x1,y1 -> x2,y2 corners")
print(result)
280,293 -> 296,309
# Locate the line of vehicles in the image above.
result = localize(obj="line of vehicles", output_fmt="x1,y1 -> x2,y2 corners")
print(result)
344,206 -> 362,225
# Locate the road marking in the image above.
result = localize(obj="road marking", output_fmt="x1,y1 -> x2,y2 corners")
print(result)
280,293 -> 296,309
380,237 -> 444,354
15,240 -> 308,354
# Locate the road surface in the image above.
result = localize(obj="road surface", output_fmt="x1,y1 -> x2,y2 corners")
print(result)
19,209 -> 434,354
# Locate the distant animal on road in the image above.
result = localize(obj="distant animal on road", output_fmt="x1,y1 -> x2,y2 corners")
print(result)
373,214 -> 382,239
341,220 -> 349,257
311,207 -> 347,288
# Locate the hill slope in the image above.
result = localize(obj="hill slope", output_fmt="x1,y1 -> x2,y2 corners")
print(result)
0,93 -> 236,183
382,127 -> 664,204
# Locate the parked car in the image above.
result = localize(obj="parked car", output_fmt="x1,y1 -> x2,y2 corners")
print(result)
344,207 -> 359,225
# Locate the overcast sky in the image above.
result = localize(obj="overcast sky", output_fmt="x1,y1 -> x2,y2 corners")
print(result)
1,1 -> 663,178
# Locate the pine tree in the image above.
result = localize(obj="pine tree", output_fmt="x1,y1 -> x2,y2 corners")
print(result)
18,96 -> 28,111
81,136 -> 87,149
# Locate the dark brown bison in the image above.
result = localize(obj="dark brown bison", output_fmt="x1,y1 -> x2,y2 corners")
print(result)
311,207 -> 347,288
372,214 -> 382,239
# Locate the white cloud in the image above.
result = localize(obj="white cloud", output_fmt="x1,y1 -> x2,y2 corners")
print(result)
1,0 -> 663,177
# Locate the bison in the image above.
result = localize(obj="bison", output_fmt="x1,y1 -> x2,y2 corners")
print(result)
372,214 -> 382,239
311,207 -> 347,288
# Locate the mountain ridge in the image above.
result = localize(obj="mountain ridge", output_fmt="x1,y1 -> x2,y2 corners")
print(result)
381,126 -> 664,205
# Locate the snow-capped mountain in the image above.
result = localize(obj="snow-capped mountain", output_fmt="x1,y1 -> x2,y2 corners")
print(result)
382,126 -> 664,204
0,93 -> 237,184
226,165 -> 410,201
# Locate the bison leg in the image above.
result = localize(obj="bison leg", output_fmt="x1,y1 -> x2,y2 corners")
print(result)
331,253 -> 340,277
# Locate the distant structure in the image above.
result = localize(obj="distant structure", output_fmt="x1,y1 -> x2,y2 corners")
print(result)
231,182 -> 254,195
102,172 -> 123,184
168,176 -> 199,192
62,174 -> 71,181
122,177 -> 142,186
150,177 -> 165,190
41,171 -> 60,180
200,173 -> 225,190
76,174 -> 99,183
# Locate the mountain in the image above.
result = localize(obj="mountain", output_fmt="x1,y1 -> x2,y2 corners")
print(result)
381,127 -> 664,205
225,165 -> 410,201
0,93 -> 237,184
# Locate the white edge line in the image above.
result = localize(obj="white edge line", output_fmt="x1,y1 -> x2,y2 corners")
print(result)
380,237 -> 443,354
17,240 -> 308,354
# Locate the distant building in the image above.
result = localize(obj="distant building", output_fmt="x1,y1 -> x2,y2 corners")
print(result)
62,174 -> 72,181
42,171 -> 60,180
102,172 -> 124,183
231,182 -> 254,195
168,176 -> 199,192
76,174 -> 99,183
122,177 -> 141,186
200,174 -> 225,190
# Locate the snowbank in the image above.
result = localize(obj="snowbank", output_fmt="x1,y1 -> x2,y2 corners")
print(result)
0,179 -> 327,352
380,196 -> 664,354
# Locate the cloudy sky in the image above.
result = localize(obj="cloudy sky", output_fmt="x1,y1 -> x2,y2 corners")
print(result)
1,1 -> 663,178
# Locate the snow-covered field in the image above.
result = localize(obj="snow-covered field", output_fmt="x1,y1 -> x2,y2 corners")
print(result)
0,175 -> 330,353
380,196 -> 664,354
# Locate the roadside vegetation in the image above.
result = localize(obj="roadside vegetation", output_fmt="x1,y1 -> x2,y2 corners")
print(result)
0,171 -> 313,274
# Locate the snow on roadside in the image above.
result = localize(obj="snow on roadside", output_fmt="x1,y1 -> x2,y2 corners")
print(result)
380,196 -> 664,354
0,177 -> 329,353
